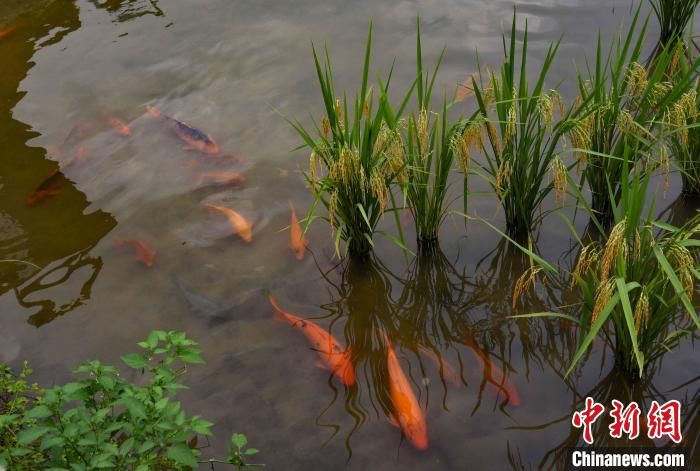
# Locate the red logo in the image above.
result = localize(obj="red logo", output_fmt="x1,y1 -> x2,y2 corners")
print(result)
572,398 -> 683,444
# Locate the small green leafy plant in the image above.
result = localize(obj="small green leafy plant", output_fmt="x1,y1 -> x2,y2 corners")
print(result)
0,362 -> 44,469
0,331 -> 260,470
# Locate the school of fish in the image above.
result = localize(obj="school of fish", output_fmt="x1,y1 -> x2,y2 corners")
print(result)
24,95 -> 528,453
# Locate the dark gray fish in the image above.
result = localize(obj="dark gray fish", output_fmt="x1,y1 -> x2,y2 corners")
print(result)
175,277 -> 233,323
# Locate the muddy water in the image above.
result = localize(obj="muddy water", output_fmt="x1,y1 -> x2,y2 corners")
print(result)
0,0 -> 698,469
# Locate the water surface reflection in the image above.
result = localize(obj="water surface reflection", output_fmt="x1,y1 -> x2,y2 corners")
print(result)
0,0 -> 698,469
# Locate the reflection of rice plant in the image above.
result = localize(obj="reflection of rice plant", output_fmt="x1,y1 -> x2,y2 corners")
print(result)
521,162 -> 700,380
649,0 -> 700,50
565,8 -> 695,224
516,367 -> 662,469
289,25 -> 409,258
470,13 -> 568,239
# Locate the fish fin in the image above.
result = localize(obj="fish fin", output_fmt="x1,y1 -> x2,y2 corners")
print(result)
205,204 -> 221,214
146,105 -> 161,118
387,415 -> 400,429
314,361 -> 326,370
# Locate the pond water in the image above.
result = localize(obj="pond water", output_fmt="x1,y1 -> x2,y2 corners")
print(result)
0,0 -> 698,469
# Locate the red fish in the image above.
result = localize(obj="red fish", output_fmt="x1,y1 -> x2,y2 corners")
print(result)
147,106 -> 220,154
206,204 -> 253,243
0,26 -> 17,40
26,170 -> 69,206
46,123 -> 89,162
453,67 -> 488,103
197,171 -> 246,186
418,345 -> 460,387
52,146 -> 88,175
401,210 -> 413,228
289,202 -> 308,260
382,332 -> 429,451
116,239 -> 156,268
61,146 -> 88,169
269,294 -> 355,386
464,335 -> 520,407
206,154 -> 244,165
105,115 -> 131,136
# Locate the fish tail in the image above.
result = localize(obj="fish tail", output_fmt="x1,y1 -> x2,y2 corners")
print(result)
146,105 -> 161,118
26,193 -> 40,206
115,239 -> 130,247
268,293 -> 287,321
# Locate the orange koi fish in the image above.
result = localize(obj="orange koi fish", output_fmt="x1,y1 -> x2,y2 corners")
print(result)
116,239 -> 156,268
418,345 -> 460,387
49,146 -> 88,176
382,332 -> 429,451
197,171 -> 246,186
26,170 -> 69,206
401,210 -> 413,228
105,115 -> 131,136
206,204 -> 252,243
46,123 -> 89,161
206,154 -> 243,165
0,26 -> 17,40
464,335 -> 520,407
453,67 -> 488,103
454,77 -> 476,103
269,294 -> 355,386
289,202 -> 308,260
147,106 -> 220,154
61,146 -> 88,170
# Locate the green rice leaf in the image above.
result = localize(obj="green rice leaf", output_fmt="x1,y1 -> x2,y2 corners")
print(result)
614,277 -> 644,377
654,246 -> 700,328
565,290 -> 624,378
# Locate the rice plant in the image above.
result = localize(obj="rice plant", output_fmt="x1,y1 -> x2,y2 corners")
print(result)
566,8 -> 698,224
384,21 -> 464,244
469,13 -> 568,239
649,0 -> 700,50
288,24 -> 410,258
400,101 -> 462,243
517,153 -> 700,380
665,78 -> 700,195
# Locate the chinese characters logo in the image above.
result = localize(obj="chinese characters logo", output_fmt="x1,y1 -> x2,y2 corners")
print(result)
572,397 -> 682,445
